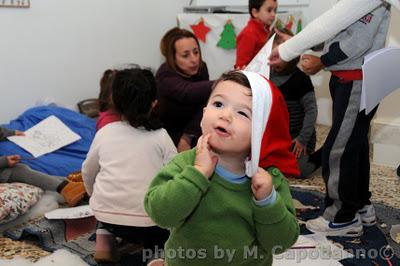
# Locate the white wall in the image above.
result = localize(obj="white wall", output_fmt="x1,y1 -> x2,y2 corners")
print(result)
1,0 -> 399,126
0,0 -> 188,123
375,6 -> 400,123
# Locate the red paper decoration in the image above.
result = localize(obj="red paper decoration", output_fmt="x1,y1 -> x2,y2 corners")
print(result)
190,18 -> 211,43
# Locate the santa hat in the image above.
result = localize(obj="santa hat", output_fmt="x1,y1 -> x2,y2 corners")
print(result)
241,71 -> 300,178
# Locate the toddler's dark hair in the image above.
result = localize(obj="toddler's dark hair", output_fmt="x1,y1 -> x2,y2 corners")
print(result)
98,69 -> 117,112
249,0 -> 276,18
112,67 -> 162,131
211,70 -> 252,96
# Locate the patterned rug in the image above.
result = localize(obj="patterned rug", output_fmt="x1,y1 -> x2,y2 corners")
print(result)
2,216 -> 97,265
1,188 -> 399,266
291,188 -> 400,266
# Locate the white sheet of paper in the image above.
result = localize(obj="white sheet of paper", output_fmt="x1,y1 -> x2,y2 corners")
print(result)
245,34 -> 275,79
8,115 -> 81,158
45,205 -> 93,219
361,47 -> 400,114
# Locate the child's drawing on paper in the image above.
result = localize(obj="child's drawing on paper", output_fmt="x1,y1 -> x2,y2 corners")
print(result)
8,115 -> 81,157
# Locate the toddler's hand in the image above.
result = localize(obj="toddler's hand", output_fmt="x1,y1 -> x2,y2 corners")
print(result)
15,130 -> 25,136
7,155 -> 20,167
251,167 -> 273,200
301,54 -> 324,75
194,134 -> 218,179
292,139 -> 306,158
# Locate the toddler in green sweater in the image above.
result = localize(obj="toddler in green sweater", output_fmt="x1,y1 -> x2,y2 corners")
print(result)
145,70 -> 300,266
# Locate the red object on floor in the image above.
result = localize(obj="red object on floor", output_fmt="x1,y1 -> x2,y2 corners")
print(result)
64,216 -> 97,241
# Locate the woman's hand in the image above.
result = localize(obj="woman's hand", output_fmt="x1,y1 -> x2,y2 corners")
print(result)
251,167 -> 273,200
7,155 -> 20,167
301,54 -> 324,75
194,134 -> 218,179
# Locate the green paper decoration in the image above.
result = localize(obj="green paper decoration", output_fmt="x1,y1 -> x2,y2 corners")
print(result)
217,20 -> 236,50
296,18 -> 303,33
275,19 -> 284,31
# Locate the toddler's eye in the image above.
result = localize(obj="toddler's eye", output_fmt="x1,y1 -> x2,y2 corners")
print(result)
238,111 -> 249,118
213,101 -> 223,108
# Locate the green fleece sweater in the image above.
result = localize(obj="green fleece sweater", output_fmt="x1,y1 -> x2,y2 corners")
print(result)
145,149 -> 299,266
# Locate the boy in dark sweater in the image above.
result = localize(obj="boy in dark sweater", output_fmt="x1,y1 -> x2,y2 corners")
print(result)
0,127 -> 85,207
270,29 -> 318,178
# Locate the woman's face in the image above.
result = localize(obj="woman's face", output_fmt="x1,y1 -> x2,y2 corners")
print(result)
174,37 -> 201,76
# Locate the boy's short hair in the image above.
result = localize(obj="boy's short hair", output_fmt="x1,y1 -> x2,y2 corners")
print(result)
211,71 -> 251,98
249,0 -> 276,18
112,66 -> 162,131
270,27 -> 294,44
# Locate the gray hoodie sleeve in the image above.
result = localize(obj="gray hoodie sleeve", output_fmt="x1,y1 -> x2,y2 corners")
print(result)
296,91 -> 318,146
0,156 -> 9,169
320,3 -> 390,68
0,127 -> 15,141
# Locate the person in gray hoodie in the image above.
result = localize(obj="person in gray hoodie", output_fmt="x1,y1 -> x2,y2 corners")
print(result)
300,3 -> 391,237
269,0 -> 399,68
0,127 -> 85,207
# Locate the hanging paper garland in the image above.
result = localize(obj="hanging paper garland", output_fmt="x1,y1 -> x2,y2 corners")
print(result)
217,20 -> 236,50
190,18 -> 211,43
285,15 -> 294,31
275,19 -> 284,31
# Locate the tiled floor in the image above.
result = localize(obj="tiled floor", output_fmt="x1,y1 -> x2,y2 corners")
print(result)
289,125 -> 400,209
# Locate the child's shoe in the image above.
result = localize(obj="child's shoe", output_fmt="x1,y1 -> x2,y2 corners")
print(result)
60,181 -> 86,207
94,231 -> 120,263
358,204 -> 376,226
306,214 -> 363,237
67,171 -> 83,182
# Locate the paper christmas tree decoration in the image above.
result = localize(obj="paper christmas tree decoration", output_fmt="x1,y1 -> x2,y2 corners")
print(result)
296,18 -> 303,33
190,18 -> 211,43
217,20 -> 236,50
275,19 -> 284,31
